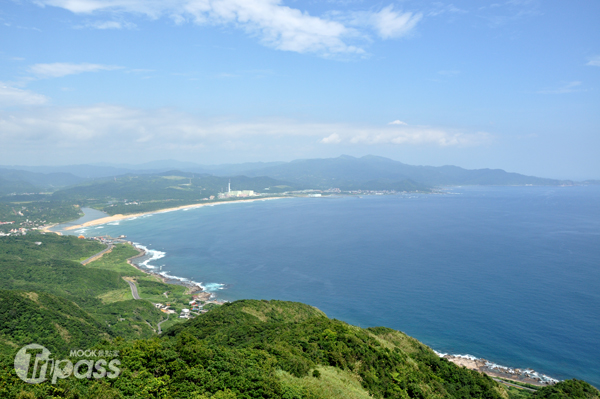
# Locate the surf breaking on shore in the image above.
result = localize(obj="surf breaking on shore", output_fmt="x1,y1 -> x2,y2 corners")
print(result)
54,202 -> 563,387
128,242 -> 226,302
435,351 -> 559,386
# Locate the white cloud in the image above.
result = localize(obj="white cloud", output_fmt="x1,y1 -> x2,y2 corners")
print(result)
587,56 -> 600,67
29,62 -> 122,78
388,120 -> 407,125
0,104 -> 491,155
369,5 -> 422,39
344,126 -> 490,147
0,83 -> 48,106
320,133 -> 342,144
30,0 -> 422,55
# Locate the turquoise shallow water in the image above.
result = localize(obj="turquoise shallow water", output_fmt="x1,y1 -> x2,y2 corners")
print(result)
61,186 -> 600,387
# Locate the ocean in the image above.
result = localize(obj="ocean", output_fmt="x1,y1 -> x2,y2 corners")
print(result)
60,186 -> 600,387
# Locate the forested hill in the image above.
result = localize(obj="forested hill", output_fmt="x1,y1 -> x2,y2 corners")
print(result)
1,296 -> 598,398
51,173 -> 293,202
0,168 -> 83,194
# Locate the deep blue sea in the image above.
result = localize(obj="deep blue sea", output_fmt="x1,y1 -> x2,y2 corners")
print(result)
59,186 -> 600,387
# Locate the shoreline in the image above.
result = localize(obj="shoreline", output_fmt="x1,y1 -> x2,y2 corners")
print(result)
439,353 -> 559,387
125,242 -> 213,301
40,223 -> 62,235
62,197 -> 564,388
63,197 -> 284,231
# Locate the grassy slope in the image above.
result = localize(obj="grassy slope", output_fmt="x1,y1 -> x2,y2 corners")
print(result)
161,299 -> 509,399
0,233 -> 176,340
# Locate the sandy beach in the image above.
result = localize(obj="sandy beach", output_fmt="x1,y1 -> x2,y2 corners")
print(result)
40,223 -> 60,234
63,197 -> 284,231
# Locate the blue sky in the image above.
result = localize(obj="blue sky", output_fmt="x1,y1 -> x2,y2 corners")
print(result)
1,0 -> 599,179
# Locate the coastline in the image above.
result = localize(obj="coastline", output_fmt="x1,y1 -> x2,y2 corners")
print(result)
439,353 -> 559,387
40,223 -> 62,235
125,242 -> 213,301
59,195 -> 565,388
63,197 -> 284,231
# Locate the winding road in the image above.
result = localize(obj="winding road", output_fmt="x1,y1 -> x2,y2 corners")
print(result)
123,278 -> 140,300
157,316 -> 169,334
492,378 -> 537,392
80,244 -> 114,265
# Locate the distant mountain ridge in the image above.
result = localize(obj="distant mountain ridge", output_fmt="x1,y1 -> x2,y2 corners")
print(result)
239,155 -> 566,188
0,155 -> 570,196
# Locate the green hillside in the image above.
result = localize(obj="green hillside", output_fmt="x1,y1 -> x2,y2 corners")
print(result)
0,290 -> 111,356
1,296 -> 598,399
0,233 -> 171,338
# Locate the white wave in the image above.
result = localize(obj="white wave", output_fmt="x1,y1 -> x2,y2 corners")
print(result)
131,242 -> 226,300
158,271 -> 180,280
439,351 -> 560,383
107,222 -> 120,225
453,353 -> 479,361
132,243 -> 165,270
202,282 -> 226,292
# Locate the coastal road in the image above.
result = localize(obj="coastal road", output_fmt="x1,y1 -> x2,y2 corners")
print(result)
492,378 -> 537,392
123,278 -> 140,300
81,244 -> 114,265
157,316 -> 169,334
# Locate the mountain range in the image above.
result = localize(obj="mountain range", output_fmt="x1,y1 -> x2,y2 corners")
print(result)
0,155 -> 575,196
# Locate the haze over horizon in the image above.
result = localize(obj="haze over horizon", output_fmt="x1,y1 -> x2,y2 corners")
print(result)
1,1 -> 599,180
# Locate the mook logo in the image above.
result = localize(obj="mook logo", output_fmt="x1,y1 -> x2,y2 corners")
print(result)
14,344 -> 121,384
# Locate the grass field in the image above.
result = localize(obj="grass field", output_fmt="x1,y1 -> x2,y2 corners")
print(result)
84,244 -> 146,275
84,242 -> 192,308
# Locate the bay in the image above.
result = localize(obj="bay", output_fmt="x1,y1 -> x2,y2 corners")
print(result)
64,186 -> 600,387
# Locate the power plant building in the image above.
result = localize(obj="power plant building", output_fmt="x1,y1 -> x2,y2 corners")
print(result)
218,180 -> 256,198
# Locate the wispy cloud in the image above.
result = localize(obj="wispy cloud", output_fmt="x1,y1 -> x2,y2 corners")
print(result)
30,0 -> 422,55
388,120 -> 407,125
587,56 -> 600,67
28,62 -> 122,78
0,104 -> 491,157
74,20 -> 137,29
438,70 -> 460,76
428,2 -> 467,17
369,5 -> 422,39
537,81 -> 585,94
0,83 -> 48,106
327,124 -> 491,147
480,0 -> 541,27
